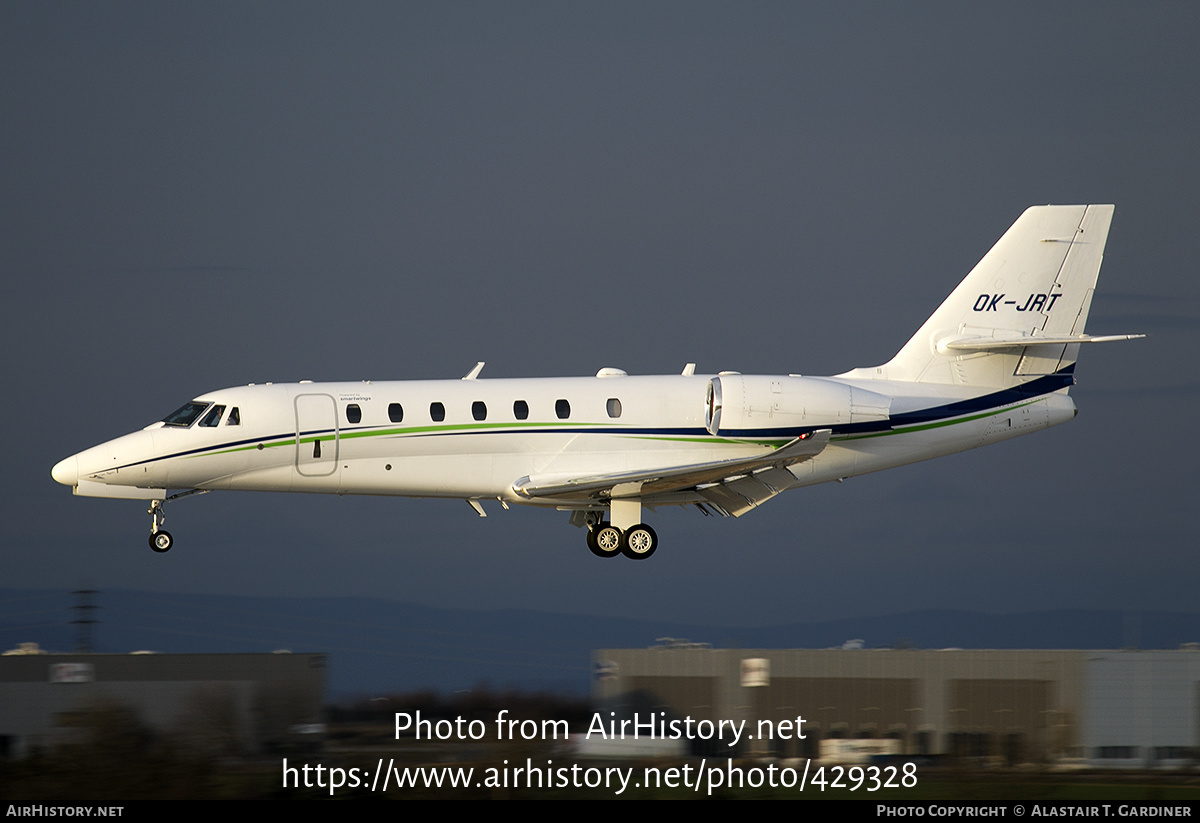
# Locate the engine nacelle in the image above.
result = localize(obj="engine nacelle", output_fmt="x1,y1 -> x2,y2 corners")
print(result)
705,375 -> 891,438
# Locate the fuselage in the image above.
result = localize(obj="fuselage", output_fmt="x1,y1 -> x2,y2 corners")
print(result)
51,370 -> 1076,508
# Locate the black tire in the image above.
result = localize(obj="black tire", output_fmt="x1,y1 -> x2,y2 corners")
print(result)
589,523 -> 622,558
149,530 -> 173,553
621,524 -> 657,560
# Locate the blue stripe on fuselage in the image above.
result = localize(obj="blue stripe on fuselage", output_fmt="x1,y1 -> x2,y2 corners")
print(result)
98,369 -> 1073,476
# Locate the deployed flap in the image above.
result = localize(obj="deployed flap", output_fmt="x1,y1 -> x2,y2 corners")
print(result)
512,430 -> 831,502
697,466 -> 802,517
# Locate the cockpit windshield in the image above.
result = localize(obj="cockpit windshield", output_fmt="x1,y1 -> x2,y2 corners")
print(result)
162,401 -> 211,427
197,404 -> 226,427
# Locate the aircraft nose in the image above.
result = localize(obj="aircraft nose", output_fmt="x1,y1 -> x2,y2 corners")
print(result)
52,455 -> 79,487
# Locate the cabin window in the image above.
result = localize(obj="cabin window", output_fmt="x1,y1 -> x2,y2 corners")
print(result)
198,404 -> 226,427
346,404 -> 362,424
226,407 -> 240,426
388,403 -> 404,423
606,398 -> 622,418
430,402 -> 445,422
472,401 -> 487,421
555,399 -> 570,419
162,401 -> 210,427
513,400 -> 529,420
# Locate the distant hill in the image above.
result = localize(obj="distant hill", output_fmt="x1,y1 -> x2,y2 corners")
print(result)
3,588 -> 1197,697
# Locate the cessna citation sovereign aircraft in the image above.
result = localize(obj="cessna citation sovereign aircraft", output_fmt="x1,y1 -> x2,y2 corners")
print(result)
53,205 -> 1140,559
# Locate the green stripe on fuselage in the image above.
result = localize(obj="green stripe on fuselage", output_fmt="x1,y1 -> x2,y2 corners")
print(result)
186,399 -> 1041,461
836,399 -> 1039,441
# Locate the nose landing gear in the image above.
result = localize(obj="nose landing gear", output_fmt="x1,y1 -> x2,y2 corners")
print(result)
148,500 -> 172,553
149,529 -> 173,553
144,489 -> 207,553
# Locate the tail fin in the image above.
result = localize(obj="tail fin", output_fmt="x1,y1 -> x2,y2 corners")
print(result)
856,204 -> 1136,388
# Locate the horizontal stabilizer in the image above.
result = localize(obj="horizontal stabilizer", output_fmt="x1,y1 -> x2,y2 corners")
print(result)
937,332 -> 1145,353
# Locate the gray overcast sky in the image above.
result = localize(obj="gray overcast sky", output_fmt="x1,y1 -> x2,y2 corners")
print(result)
3,2 -> 1197,629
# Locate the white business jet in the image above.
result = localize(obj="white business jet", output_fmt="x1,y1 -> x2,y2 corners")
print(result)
52,205 -> 1141,559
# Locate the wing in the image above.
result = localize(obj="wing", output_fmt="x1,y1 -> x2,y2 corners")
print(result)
511,429 -> 831,516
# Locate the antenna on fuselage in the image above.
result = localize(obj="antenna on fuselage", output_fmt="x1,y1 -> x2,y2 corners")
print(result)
462,362 -> 485,380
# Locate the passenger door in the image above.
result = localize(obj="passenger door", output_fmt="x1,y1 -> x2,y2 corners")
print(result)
294,394 -> 338,476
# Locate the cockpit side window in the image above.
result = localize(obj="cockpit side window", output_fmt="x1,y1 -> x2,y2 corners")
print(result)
162,401 -> 211,427
226,407 -> 241,426
198,404 -> 226,427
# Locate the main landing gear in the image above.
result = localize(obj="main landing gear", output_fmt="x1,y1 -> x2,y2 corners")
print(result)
586,521 -> 658,560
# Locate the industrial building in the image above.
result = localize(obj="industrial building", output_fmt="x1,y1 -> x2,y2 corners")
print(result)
0,648 -> 326,758
592,645 -> 1200,766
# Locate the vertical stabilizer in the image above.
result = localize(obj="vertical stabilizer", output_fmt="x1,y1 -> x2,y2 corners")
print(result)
862,205 -> 1114,388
